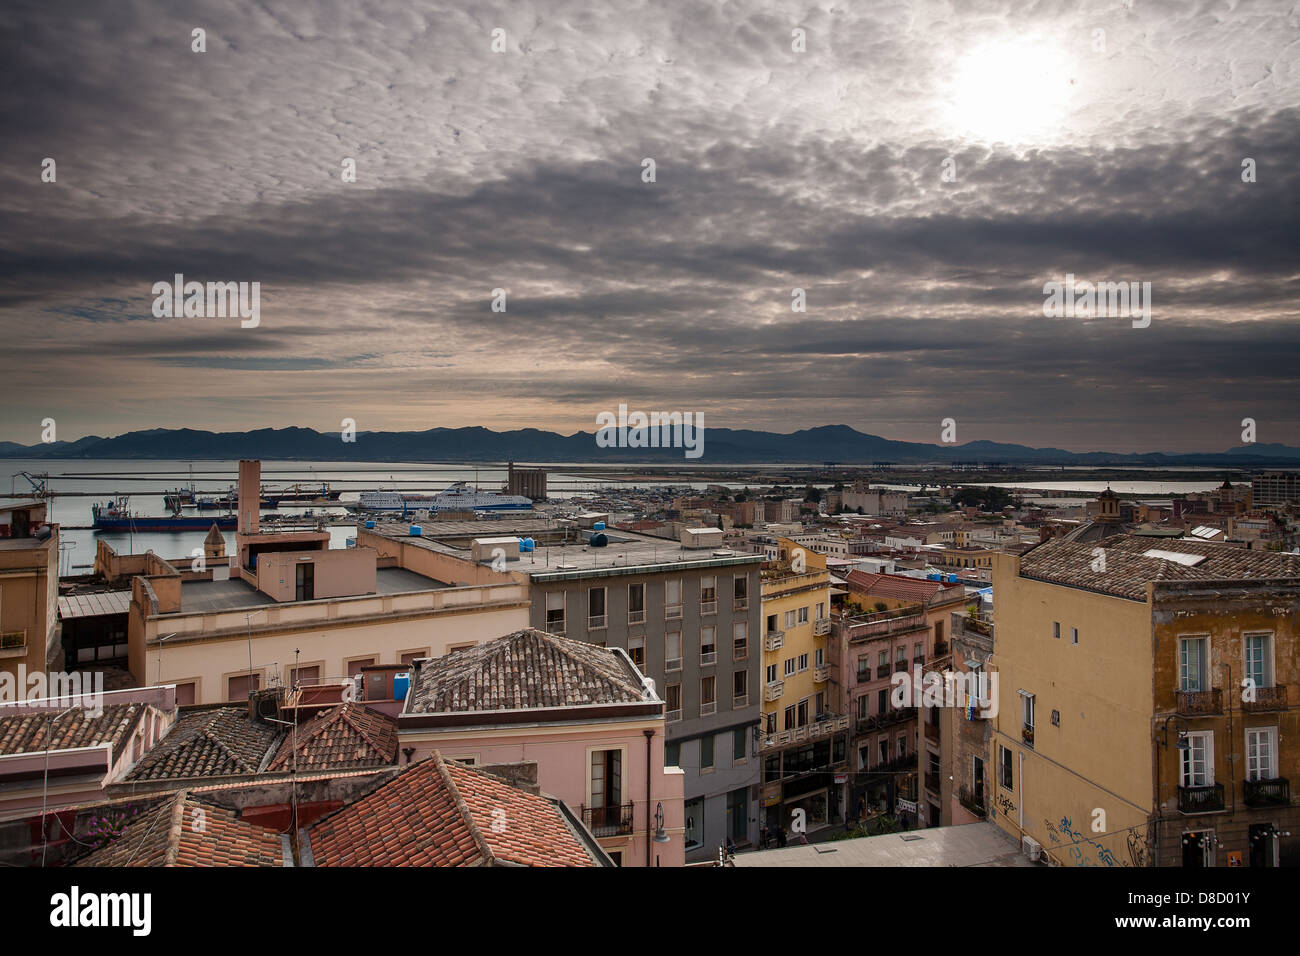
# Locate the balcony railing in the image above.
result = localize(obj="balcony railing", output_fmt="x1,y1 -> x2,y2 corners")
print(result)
1243,685 -> 1290,713
1176,688 -> 1222,716
924,720 -> 940,743
814,664 -> 829,683
855,707 -> 915,732
764,630 -> 785,652
581,802 -> 635,837
733,694 -> 749,709
856,669 -> 871,685
894,660 -> 909,673
666,708 -> 682,723
1178,783 -> 1226,814
958,785 -> 986,816
666,604 -> 682,620
876,664 -> 890,680
1021,725 -> 1034,748
588,614 -> 606,631
700,600 -> 718,616
933,641 -> 949,657
666,657 -> 681,672
814,617 -> 831,636
700,650 -> 717,666
1243,777 -> 1290,807
764,681 -> 784,702
628,609 -> 646,625
760,714 -> 849,750
546,618 -> 566,636
846,607 -> 929,643
733,597 -> 749,611
700,701 -> 717,717
733,644 -> 748,662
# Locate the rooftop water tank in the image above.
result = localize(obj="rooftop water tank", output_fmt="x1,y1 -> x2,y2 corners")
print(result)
393,672 -> 411,701
587,532 -> 608,547
593,521 -> 606,531
409,524 -> 422,536
519,537 -> 536,552
364,520 -> 375,529
927,573 -> 941,581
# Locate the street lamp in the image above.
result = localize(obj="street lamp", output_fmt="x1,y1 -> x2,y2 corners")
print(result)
653,802 -> 670,843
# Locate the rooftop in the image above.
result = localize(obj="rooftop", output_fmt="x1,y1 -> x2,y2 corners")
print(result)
844,570 -> 966,606
731,822 -> 1032,867
126,706 -> 281,780
267,703 -> 397,772
306,752 -> 603,867
0,703 -> 145,757
1019,533 -> 1300,601
405,628 -> 654,717
176,565 -> 446,613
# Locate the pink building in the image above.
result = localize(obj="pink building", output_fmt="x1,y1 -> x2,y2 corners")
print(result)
397,628 -> 686,867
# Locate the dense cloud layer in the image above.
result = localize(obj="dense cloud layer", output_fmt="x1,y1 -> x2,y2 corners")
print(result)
0,0 -> 1296,451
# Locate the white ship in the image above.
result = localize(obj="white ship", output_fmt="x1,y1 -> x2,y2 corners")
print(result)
354,482 -> 532,513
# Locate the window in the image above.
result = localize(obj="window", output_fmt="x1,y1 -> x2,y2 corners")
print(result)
227,673 -> 260,702
913,641 -> 922,661
628,635 -> 645,668
664,741 -> 680,767
701,626 -> 717,665
766,663 -> 778,684
588,587 -> 607,630
733,670 -> 748,703
700,734 -> 714,770
858,745 -> 870,770
665,579 -> 683,619
999,746 -> 1014,791
857,696 -> 869,720
1021,692 -> 1035,730
628,583 -> 646,624
895,646 -> 906,663
733,575 -> 748,608
1246,728 -> 1277,781
1053,621 -> 1060,640
666,683 -> 681,721
700,576 -> 717,613
1181,732 -> 1213,787
879,738 -> 889,765
798,606 -> 809,625
732,621 -> 748,661
797,653 -> 809,672
815,602 -> 825,619
935,619 -> 944,644
878,650 -> 888,675
288,664 -> 319,686
857,656 -> 870,681
899,735 -> 908,757
175,682 -> 196,706
545,591 -> 566,633
784,610 -> 797,629
591,749 -> 623,825
295,561 -> 314,601
347,657 -> 376,678
1179,636 -> 1209,691
784,657 -> 796,677
784,704 -> 796,730
666,630 -> 682,671
1245,633 -> 1273,689
764,712 -> 776,734
700,676 -> 716,715
1070,627 -> 1079,645
877,688 -> 887,714
684,798 -> 703,848
796,699 -> 809,726
733,727 -> 746,761
815,647 -> 825,668
400,650 -> 428,666
815,691 -> 824,715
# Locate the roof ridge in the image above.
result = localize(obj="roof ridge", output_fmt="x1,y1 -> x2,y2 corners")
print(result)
531,628 -> 645,699
161,789 -> 189,867
433,753 -> 496,867
339,704 -> 390,755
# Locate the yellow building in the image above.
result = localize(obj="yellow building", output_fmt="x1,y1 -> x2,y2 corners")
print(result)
989,532 -> 1300,867
758,537 -> 845,838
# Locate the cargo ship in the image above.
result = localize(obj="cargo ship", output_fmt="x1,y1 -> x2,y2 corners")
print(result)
91,497 -> 238,532
351,482 -> 532,513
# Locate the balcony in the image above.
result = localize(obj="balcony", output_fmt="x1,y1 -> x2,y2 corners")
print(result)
628,609 -> 646,625
876,664 -> 890,680
1176,688 -> 1222,716
894,660 -> 909,673
932,641 -> 949,657
814,617 -> 831,636
733,597 -> 749,612
700,701 -> 717,717
665,603 -> 682,620
814,664 -> 829,683
581,802 -> 635,837
764,681 -> 784,702
587,614 -> 606,631
924,720 -> 940,743
1178,783 -> 1226,814
666,657 -> 682,672
1243,777 -> 1290,808
0,631 -> 26,659
958,785 -> 986,816
666,708 -> 682,723
733,644 -> 748,663
700,600 -> 718,616
733,694 -> 749,709
845,606 -> 929,643
761,714 -> 849,750
700,650 -> 717,666
1243,685 -> 1290,714
764,629 -> 785,652
856,706 -> 916,732
1021,725 -> 1035,749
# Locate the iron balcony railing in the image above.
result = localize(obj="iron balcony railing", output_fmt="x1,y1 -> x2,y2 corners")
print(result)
1178,783 -> 1226,814
1243,777 -> 1290,807
581,802 -> 635,837
1176,688 -> 1222,716
665,604 -> 682,620
700,701 -> 717,717
700,600 -> 718,616
958,785 -> 986,816
1243,685 -> 1290,713
734,597 -> 749,611
761,714 -> 849,750
588,614 -> 606,631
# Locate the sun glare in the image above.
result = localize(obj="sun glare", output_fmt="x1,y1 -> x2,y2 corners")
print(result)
946,38 -> 1078,146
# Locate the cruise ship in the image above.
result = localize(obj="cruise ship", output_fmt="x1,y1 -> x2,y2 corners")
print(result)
353,482 -> 532,514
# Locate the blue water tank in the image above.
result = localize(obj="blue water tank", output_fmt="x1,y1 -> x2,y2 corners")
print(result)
927,573 -> 941,581
364,520 -> 375,529
409,525 -> 422,536
593,521 -> 606,531
393,672 -> 410,701
947,573 -> 958,583
519,537 -> 536,552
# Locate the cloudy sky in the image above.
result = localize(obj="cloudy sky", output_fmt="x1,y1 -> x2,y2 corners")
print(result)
1,0 -> 1296,453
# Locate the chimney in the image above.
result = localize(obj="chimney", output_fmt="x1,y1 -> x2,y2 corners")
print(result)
238,459 -> 261,534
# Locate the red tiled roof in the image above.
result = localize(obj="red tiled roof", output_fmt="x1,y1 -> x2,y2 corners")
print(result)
126,706 -> 281,780
73,791 -> 285,867
844,571 -> 963,605
267,704 -> 398,772
307,753 -> 600,867
406,627 -> 649,715
0,703 -> 145,756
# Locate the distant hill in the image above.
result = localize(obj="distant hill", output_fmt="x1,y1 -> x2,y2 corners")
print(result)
1,424 -> 1298,465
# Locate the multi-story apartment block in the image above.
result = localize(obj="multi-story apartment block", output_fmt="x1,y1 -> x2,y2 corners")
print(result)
1252,472 -> 1300,508
990,533 -> 1300,867
365,516 -> 763,862
757,538 -> 845,836
0,503 -> 60,686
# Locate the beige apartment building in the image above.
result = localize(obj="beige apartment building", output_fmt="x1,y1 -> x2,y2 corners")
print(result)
0,503 -> 60,686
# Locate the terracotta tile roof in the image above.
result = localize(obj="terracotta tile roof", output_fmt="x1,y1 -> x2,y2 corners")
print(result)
73,791 -> 285,867
1018,533 -> 1300,601
844,571 -> 964,606
267,704 -> 398,772
0,703 -> 144,756
307,753 -> 600,867
126,706 -> 281,780
406,627 -> 650,715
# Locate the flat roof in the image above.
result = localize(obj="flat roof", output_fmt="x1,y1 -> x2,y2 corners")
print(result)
731,822 -> 1032,867
58,591 -> 131,619
177,565 -> 447,612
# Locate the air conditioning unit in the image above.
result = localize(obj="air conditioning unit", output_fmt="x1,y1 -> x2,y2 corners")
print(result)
1022,835 -> 1043,862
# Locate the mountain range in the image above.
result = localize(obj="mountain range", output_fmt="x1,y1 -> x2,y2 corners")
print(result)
1,425 -> 1298,465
